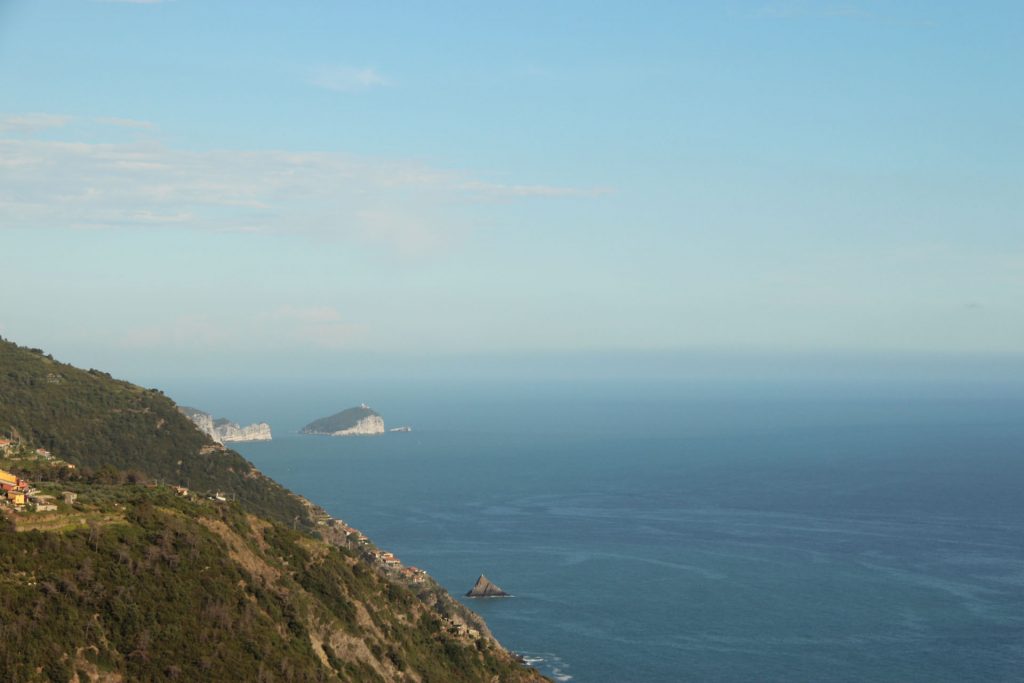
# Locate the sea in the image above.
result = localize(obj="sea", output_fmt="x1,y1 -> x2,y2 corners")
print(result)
197,379 -> 1024,682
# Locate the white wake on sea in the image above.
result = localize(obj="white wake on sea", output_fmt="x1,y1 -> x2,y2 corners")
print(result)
518,651 -> 572,681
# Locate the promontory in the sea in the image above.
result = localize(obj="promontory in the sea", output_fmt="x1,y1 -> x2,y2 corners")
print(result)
301,404 -> 385,436
179,406 -> 272,443
466,575 -> 510,598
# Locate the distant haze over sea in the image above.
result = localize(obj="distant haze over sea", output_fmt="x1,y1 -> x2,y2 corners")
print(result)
136,357 -> 1023,441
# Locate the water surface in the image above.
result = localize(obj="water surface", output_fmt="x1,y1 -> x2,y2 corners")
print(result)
232,385 -> 1024,682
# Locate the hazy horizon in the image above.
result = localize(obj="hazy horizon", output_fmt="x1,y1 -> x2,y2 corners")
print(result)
2,1 -> 1021,376
1,5 -> 1022,679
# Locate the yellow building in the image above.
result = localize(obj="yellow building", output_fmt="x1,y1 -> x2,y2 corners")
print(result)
0,469 -> 17,486
7,490 -> 25,505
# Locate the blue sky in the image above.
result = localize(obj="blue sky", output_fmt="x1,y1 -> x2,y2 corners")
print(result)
0,1 -> 1021,380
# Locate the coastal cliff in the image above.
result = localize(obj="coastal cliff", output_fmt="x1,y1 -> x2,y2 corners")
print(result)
180,406 -> 273,443
214,418 -> 273,442
302,405 -> 385,436
0,339 -> 546,682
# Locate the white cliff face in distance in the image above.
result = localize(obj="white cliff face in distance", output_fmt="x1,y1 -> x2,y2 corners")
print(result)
216,421 -> 273,442
328,415 -> 384,436
300,405 -> 385,436
186,410 -> 216,437
179,407 -> 273,443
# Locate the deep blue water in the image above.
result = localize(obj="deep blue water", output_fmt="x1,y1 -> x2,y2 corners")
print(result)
226,384 -> 1024,682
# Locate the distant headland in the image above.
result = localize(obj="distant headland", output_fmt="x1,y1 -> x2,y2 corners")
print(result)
301,404 -> 385,436
179,406 -> 272,443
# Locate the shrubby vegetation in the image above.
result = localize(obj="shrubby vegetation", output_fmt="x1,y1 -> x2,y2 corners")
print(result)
0,338 -> 309,527
0,486 -> 537,681
0,338 -> 545,682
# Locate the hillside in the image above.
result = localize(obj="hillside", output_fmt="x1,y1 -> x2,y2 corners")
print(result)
0,340 -> 305,527
0,484 -> 540,682
0,338 -> 546,682
302,406 -> 384,436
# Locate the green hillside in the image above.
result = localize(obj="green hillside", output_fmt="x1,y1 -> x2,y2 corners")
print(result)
0,485 -> 540,682
0,339 -> 307,527
0,338 -> 546,682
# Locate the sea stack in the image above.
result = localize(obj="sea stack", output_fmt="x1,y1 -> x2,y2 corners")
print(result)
466,575 -> 509,598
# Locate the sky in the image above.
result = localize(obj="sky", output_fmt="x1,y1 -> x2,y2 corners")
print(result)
0,1 -> 1021,382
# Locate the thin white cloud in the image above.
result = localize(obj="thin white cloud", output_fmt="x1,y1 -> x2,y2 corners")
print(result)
0,113 -> 72,134
457,180 -> 613,199
95,116 -> 157,130
123,306 -> 366,352
309,66 -> 390,92
0,117 -> 608,252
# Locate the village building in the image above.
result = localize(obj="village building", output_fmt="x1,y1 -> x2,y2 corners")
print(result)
0,469 -> 28,491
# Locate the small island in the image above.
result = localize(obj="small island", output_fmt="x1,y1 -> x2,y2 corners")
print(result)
466,575 -> 509,598
301,404 -> 385,436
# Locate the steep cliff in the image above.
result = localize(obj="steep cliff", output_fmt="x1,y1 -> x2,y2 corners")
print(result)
215,419 -> 273,442
179,405 -> 215,436
0,338 -> 547,682
180,407 -> 273,443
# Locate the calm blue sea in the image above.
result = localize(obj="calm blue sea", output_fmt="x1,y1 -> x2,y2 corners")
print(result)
221,382 -> 1024,682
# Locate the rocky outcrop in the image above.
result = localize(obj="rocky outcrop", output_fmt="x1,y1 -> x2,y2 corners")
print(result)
179,406 -> 215,437
301,405 -> 385,436
215,421 -> 272,442
329,414 -> 384,436
179,407 -> 272,443
466,575 -> 509,598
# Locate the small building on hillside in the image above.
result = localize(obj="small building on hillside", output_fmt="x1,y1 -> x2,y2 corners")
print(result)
7,490 -> 25,506
62,491 -> 78,504
0,469 -> 29,491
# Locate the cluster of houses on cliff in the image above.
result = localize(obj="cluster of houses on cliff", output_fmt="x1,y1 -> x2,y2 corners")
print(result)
327,518 -> 428,584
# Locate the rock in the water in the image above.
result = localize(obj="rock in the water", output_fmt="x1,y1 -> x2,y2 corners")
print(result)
466,575 -> 509,598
